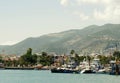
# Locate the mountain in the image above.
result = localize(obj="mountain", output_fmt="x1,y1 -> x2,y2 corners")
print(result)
0,24 -> 120,55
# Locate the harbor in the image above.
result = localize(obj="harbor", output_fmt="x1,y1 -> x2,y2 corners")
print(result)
1,48 -> 120,75
1,57 -> 120,75
0,0 -> 120,82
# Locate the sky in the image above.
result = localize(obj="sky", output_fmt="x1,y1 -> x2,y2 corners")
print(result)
0,0 -> 120,45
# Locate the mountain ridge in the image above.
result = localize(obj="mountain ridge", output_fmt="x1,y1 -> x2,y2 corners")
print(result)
0,23 -> 120,55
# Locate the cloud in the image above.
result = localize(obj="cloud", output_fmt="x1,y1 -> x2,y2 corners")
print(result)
59,0 -> 120,23
77,0 -> 113,4
60,0 -> 69,6
79,13 -> 89,20
77,0 -> 99,4
73,11 -> 89,20
93,0 -> 120,23
94,7 -> 113,21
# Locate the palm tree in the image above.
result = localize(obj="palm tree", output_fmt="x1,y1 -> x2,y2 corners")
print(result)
87,55 -> 91,66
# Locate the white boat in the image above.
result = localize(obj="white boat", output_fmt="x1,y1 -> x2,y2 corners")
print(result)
96,69 -> 107,74
80,66 -> 96,74
80,57 -> 97,74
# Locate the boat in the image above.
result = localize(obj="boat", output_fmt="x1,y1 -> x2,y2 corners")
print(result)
80,57 -> 96,74
80,66 -> 96,74
109,60 -> 120,75
96,69 -> 108,74
51,67 -> 80,74
51,54 -> 80,74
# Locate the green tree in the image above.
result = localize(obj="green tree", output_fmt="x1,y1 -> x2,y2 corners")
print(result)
74,54 -> 80,65
31,54 -> 37,65
98,55 -> 110,65
27,48 -> 32,55
87,56 -> 91,66
70,50 -> 75,55
113,51 -> 120,60
79,56 -> 86,62
20,48 -> 37,67
38,52 -> 54,66
11,60 -> 19,67
42,52 -> 47,56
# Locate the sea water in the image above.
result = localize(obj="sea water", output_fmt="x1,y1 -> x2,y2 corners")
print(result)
0,70 -> 120,83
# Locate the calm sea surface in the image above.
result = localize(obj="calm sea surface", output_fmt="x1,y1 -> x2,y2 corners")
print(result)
0,70 -> 120,83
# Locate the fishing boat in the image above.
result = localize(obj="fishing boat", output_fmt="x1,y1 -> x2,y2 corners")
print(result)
51,60 -> 80,74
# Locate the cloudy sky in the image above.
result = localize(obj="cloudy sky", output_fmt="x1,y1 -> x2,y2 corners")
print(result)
0,0 -> 120,45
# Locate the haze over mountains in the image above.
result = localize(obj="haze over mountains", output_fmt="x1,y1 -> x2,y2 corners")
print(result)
0,24 -> 120,55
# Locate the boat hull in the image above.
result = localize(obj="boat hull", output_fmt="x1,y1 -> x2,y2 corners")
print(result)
51,68 -> 80,74
81,69 -> 96,74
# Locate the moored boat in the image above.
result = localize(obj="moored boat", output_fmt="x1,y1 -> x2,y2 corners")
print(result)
109,60 -> 120,75
96,68 -> 109,74
51,68 -> 80,74
80,66 -> 96,74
